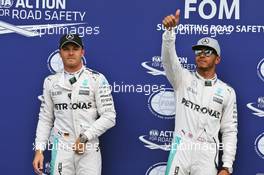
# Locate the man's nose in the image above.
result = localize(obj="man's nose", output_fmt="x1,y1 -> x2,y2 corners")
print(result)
199,52 -> 206,57
69,50 -> 74,55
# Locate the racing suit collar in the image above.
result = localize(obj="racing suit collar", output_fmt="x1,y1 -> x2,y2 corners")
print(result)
58,66 -> 85,90
195,71 -> 218,86
64,65 -> 85,77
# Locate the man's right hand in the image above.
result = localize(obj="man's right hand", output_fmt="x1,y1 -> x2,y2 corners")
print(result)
162,9 -> 180,30
32,150 -> 44,174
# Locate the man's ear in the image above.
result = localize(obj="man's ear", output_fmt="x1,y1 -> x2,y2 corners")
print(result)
215,56 -> 221,65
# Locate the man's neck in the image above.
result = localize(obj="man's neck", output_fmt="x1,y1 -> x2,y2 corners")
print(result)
197,69 -> 216,79
64,65 -> 83,74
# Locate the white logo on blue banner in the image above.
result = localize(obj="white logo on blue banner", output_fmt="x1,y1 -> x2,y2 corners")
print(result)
139,130 -> 173,151
0,0 -> 13,8
246,97 -> 264,117
145,162 -> 167,175
141,56 -> 165,76
47,49 -> 86,73
0,0 -> 100,37
184,0 -> 240,20
254,132 -> 264,159
148,88 -> 175,119
257,58 -> 264,82
142,56 -> 196,76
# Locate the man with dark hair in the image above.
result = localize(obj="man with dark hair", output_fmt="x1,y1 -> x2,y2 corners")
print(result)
33,34 -> 116,175
162,10 -> 238,175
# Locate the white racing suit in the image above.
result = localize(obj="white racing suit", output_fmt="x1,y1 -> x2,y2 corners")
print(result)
162,31 -> 238,175
35,66 -> 116,175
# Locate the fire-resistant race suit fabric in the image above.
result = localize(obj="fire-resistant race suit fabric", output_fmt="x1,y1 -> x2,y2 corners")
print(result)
162,31 -> 238,175
34,66 -> 116,175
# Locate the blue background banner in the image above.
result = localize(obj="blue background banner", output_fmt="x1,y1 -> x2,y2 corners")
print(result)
0,0 -> 263,174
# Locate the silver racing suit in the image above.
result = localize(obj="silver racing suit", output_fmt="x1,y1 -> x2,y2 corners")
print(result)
162,31 -> 238,175
34,66 -> 116,175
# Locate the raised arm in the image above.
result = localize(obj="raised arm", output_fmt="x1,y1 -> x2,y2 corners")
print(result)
162,10 -> 186,89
